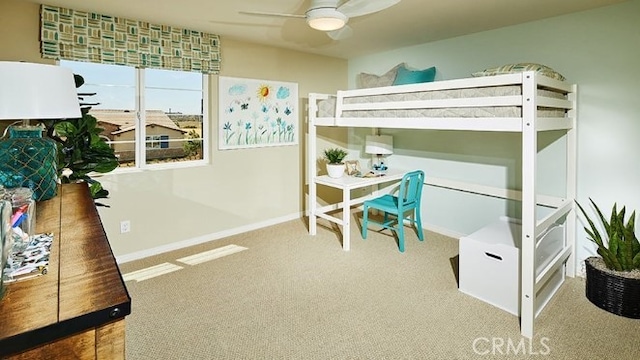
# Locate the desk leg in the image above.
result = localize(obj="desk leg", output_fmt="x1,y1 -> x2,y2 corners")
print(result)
342,187 -> 350,251
310,180 -> 317,235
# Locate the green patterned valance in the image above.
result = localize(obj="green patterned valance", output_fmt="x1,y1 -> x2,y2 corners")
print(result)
40,4 -> 221,74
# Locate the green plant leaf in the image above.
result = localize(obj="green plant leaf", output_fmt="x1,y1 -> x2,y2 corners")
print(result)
576,199 -> 639,271
576,200 -> 606,248
596,247 -> 620,271
594,199 -> 613,239
88,181 -> 109,200
610,209 -> 623,260
54,121 -> 78,137
633,252 -> 640,269
323,147 -> 348,164
619,208 -> 635,271
628,211 -> 640,255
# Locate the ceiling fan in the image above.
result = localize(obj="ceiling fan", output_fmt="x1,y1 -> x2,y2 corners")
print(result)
239,0 -> 401,40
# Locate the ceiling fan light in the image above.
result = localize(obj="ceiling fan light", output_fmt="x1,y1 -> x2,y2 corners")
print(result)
306,8 -> 347,31
308,17 -> 345,31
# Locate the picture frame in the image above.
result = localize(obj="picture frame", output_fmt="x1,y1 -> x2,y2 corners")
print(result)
218,76 -> 298,150
345,160 -> 361,176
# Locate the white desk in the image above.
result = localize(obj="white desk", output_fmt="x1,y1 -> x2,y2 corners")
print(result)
309,168 -> 407,250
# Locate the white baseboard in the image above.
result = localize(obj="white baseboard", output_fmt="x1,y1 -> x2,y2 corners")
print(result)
423,222 -> 466,239
116,215 -> 468,264
115,212 -> 301,264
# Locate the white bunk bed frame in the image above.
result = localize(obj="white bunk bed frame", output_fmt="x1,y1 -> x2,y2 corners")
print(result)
307,71 -> 577,339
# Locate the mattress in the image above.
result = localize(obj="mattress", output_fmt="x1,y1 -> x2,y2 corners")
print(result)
317,85 -> 567,118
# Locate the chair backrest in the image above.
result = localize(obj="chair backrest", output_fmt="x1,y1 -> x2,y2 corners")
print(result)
398,170 -> 425,210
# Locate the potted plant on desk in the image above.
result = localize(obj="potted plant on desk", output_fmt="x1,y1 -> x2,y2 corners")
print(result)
575,198 -> 640,318
323,147 -> 348,178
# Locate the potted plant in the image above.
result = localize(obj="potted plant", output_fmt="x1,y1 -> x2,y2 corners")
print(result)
323,147 -> 348,178
575,198 -> 640,318
41,74 -> 118,204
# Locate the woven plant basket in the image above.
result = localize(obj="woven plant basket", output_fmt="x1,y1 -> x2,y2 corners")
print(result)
585,257 -> 640,319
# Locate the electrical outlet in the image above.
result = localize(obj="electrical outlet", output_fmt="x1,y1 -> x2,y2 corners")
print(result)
120,220 -> 131,233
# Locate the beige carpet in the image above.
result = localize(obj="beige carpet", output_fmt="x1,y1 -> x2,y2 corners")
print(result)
119,215 -> 640,360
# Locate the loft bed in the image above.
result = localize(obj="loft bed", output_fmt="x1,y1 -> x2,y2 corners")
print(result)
306,70 -> 578,339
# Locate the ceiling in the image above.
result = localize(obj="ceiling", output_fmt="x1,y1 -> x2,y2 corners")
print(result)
29,0 -> 627,59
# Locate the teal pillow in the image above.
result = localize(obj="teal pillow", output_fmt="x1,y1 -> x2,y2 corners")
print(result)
393,65 -> 436,85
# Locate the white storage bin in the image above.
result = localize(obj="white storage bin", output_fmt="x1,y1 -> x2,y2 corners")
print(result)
458,216 -> 565,316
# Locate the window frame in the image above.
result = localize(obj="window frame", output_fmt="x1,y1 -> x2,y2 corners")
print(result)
59,60 -> 210,173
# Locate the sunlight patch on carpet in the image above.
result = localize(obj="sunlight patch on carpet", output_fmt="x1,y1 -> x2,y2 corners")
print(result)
122,263 -> 184,282
176,244 -> 248,265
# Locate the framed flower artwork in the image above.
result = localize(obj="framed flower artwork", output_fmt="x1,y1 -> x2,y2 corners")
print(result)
219,76 -> 298,150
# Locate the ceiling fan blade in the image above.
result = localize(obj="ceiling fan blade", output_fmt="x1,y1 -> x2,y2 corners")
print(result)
327,25 -> 353,40
239,10 -> 305,19
337,0 -> 401,18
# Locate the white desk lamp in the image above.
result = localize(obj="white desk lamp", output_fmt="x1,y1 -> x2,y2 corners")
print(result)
365,135 -> 393,174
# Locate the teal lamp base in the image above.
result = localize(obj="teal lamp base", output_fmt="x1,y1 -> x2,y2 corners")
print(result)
0,126 -> 58,201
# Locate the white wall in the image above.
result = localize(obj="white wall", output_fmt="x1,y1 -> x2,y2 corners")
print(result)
96,41 -> 348,260
347,0 -> 640,271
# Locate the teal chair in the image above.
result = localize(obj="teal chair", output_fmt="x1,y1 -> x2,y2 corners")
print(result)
361,170 -> 425,252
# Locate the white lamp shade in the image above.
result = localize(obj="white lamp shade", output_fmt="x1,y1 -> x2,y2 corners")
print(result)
365,135 -> 393,155
0,61 -> 81,120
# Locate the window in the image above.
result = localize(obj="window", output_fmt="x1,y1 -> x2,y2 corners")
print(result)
146,135 -> 162,149
145,135 -> 170,149
59,60 -> 208,170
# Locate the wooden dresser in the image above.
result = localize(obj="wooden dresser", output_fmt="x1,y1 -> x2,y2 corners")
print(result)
0,183 -> 131,359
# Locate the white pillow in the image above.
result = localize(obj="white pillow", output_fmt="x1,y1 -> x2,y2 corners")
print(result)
356,63 -> 405,89
472,63 -> 566,81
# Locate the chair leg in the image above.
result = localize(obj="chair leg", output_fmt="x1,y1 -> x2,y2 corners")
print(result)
362,205 -> 369,239
397,219 -> 405,252
415,208 -> 424,241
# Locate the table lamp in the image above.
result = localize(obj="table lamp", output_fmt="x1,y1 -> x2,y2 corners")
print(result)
365,135 -> 393,174
0,61 -> 81,201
